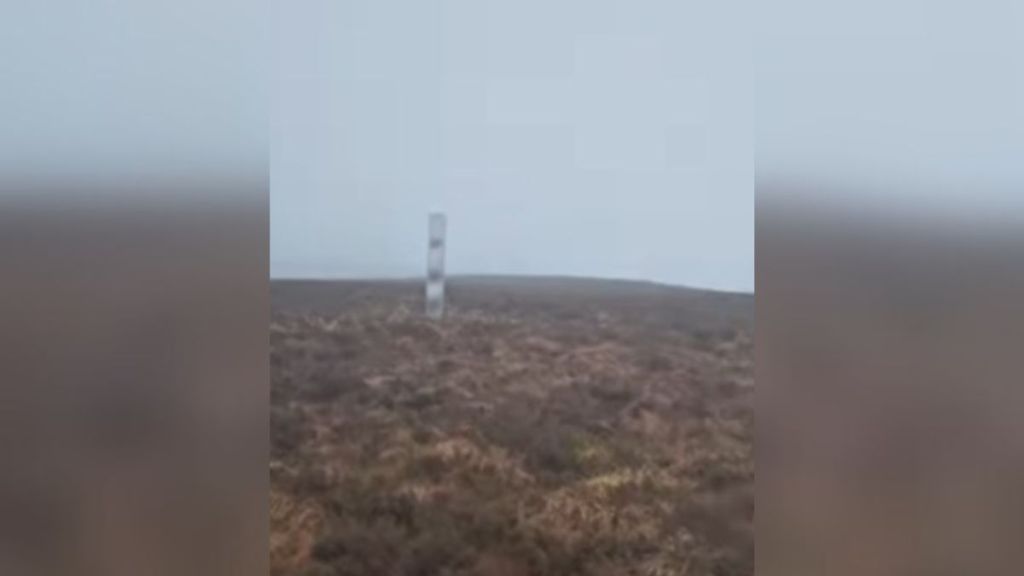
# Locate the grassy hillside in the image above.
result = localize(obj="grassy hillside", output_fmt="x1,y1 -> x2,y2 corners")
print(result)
271,278 -> 753,576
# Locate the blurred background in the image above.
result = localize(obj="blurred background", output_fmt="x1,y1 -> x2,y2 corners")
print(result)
758,1 -> 1024,575
1,1 -> 267,575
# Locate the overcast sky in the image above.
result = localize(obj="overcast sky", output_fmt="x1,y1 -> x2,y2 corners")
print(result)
272,0 -> 754,292
4,1 -> 1019,291
758,0 -> 1023,212
1,0 -> 265,190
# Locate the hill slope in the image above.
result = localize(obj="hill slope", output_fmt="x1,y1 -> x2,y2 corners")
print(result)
271,277 -> 753,576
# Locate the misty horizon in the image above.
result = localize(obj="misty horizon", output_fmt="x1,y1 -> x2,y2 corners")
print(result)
269,270 -> 755,295
271,0 -> 753,293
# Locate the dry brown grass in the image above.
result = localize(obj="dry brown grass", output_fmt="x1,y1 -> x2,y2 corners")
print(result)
271,278 -> 752,576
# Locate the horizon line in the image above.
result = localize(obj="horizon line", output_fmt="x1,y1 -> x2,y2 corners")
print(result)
270,272 -> 754,296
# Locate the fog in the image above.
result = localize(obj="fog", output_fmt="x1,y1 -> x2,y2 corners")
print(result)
271,0 -> 753,292
758,0 -> 1024,214
0,0 -> 266,194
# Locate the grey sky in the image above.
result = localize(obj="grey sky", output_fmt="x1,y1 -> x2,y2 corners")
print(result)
272,0 -> 753,292
1,0 -> 266,190
758,0 -> 1024,212
4,1 -> 1018,290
